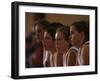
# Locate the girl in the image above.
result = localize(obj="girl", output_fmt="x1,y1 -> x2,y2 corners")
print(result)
54,26 -> 71,66
55,26 -> 78,66
43,23 -> 62,67
70,21 -> 89,65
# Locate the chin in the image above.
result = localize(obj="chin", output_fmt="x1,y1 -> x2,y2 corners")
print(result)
71,42 -> 75,45
56,47 -> 60,50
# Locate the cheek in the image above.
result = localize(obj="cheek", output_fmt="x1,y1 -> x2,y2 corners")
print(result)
39,32 -> 44,40
62,40 -> 67,48
64,41 -> 69,47
43,38 -> 48,47
40,32 -> 44,37
45,40 -> 52,48
71,34 -> 80,44
43,39 -> 47,46
56,41 -> 63,48
71,34 -> 75,42
60,41 -> 64,47
48,41 -> 52,47
72,35 -> 77,40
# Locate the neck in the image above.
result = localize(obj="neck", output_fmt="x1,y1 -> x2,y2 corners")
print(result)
48,43 -> 56,54
76,38 -> 85,48
49,47 -> 55,54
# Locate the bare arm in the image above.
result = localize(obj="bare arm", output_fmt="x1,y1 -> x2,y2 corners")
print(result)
68,51 -> 77,66
81,45 -> 89,65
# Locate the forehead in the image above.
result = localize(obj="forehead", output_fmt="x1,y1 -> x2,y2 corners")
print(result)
44,31 -> 50,37
70,25 -> 76,31
55,32 -> 63,38
44,31 -> 48,35
35,24 -> 44,30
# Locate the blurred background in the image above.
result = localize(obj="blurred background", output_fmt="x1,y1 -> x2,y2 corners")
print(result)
25,13 -> 89,34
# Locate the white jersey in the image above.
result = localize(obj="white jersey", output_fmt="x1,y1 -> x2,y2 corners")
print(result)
43,50 -> 49,67
43,50 -> 54,67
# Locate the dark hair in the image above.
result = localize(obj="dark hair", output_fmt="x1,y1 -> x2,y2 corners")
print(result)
71,21 -> 89,42
46,22 -> 64,40
56,25 -> 70,41
34,20 -> 50,30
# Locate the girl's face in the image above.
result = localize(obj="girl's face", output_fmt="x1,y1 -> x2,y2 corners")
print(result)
70,25 -> 82,47
55,32 -> 68,51
43,31 -> 53,50
35,25 -> 44,42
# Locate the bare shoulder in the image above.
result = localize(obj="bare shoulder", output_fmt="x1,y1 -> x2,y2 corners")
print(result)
67,49 -> 77,66
81,42 -> 89,53
81,41 -> 89,65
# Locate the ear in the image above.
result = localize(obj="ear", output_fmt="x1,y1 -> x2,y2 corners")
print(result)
80,32 -> 85,40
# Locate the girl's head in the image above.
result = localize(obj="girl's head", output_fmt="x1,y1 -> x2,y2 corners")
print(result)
34,20 -> 50,42
55,25 -> 70,52
43,22 -> 62,50
70,21 -> 89,47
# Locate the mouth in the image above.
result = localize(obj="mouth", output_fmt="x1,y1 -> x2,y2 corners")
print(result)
56,45 -> 60,49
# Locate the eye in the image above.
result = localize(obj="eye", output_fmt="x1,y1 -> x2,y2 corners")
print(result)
70,31 -> 74,35
56,38 -> 62,41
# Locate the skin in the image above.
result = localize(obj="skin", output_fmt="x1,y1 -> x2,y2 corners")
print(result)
55,32 -> 68,53
67,50 -> 77,66
55,31 -> 69,66
35,25 -> 45,42
31,25 -> 45,67
43,31 -> 56,67
43,31 -> 53,51
70,25 -> 84,48
70,25 -> 89,65
81,44 -> 89,65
